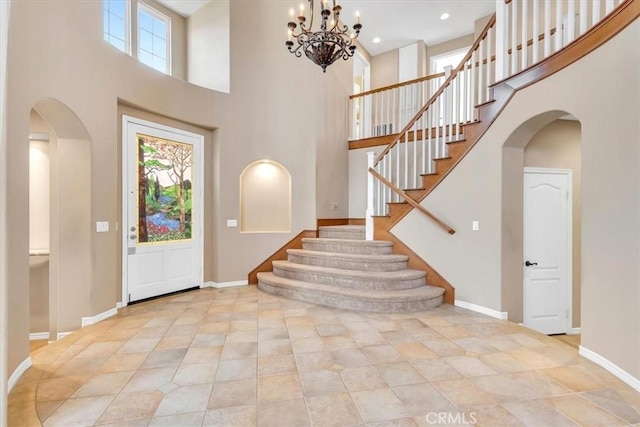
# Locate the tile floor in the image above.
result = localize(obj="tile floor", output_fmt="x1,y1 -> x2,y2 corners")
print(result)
8,286 -> 640,426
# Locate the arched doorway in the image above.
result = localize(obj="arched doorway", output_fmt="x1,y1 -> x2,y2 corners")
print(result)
29,98 -> 92,345
501,111 -> 582,337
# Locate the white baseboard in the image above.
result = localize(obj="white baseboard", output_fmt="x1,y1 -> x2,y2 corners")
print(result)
29,332 -> 50,341
579,345 -> 640,392
56,332 -> 73,340
81,306 -> 118,328
454,300 -> 508,320
567,327 -> 581,335
8,357 -> 32,392
205,280 -> 248,289
116,301 -> 123,309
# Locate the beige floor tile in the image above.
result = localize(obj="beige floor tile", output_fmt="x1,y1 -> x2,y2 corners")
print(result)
258,354 -> 296,376
506,370 -> 572,397
350,388 -> 410,423
431,326 -> 474,340
545,394 -> 628,426
506,333 -> 548,349
351,331 -> 388,346
322,335 -> 358,351
258,372 -> 303,402
306,392 -> 362,426
165,324 -> 199,337
392,382 -> 457,417
445,356 -> 498,377
506,348 -> 561,370
198,322 -> 230,334
204,405 -> 257,426
51,355 -> 111,378
182,346 -> 222,365
421,338 -> 465,357
432,378 -> 501,408
376,362 -> 426,386
299,369 -> 346,397
291,336 -> 326,353
43,395 -> 115,427
541,365 -> 609,392
580,389 -> 640,424
221,342 -> 258,360
133,327 -> 169,339
288,325 -> 320,339
484,335 -> 525,351
173,362 -> 218,386
99,353 -> 148,374
295,351 -> 335,372
118,338 -> 161,354
503,399 -> 579,426
148,411 -> 206,426
257,328 -> 289,341
257,398 -> 310,427
257,318 -> 286,329
469,374 -> 537,403
364,345 -> 405,364
392,342 -> 438,361
471,405 -> 526,427
208,378 -> 256,409
36,376 -> 87,402
316,323 -> 349,337
371,417 -> 421,427
340,366 -> 388,392
35,400 -> 64,423
258,339 -> 292,357
96,390 -> 163,424
478,351 -> 529,373
452,337 -> 499,354
72,371 -> 134,398
122,367 -> 177,393
215,358 -> 257,381
75,341 -> 126,359
411,359 -> 462,382
140,348 -> 187,369
331,348 -> 371,368
154,383 -> 212,417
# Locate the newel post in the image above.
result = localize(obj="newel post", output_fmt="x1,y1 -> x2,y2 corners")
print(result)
365,151 -> 377,241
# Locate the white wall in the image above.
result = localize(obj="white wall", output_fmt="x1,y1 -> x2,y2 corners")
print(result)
29,140 -> 50,252
393,21 -> 639,380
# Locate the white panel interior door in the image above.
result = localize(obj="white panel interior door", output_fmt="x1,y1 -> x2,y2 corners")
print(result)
123,116 -> 203,303
523,168 -> 571,335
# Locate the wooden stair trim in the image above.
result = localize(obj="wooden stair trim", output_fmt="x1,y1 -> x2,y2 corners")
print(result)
349,72 -> 446,99
349,126 -> 466,150
248,230 -> 317,284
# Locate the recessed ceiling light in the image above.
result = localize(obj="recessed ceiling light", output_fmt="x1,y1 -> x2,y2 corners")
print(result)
440,12 -> 450,20
373,37 -> 381,43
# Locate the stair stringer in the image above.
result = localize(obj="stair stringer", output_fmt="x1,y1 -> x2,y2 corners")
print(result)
372,0 -> 639,305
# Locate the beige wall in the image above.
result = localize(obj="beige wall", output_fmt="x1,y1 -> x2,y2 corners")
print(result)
393,21 -> 639,379
371,49 -> 398,88
5,0 -> 350,377
426,34 -> 474,73
240,161 -> 291,232
524,119 -> 582,328
188,1 -> 230,92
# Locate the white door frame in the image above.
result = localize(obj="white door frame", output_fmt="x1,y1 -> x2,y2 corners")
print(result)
523,166 -> 573,334
121,115 -> 204,306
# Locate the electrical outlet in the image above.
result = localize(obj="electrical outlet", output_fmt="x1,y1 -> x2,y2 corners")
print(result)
472,221 -> 479,231
96,221 -> 109,233
227,219 -> 238,227
331,202 -> 339,211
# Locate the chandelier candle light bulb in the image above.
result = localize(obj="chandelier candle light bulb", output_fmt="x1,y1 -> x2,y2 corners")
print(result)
285,0 -> 362,72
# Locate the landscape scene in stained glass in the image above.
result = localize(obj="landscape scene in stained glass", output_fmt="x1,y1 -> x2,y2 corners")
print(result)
137,134 -> 193,243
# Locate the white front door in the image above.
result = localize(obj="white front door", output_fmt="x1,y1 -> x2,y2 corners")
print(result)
122,116 -> 203,304
523,168 -> 572,335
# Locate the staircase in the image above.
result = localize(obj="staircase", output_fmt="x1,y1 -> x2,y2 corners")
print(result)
257,225 -> 444,313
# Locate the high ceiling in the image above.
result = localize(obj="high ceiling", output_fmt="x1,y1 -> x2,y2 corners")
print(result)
157,0 -> 497,57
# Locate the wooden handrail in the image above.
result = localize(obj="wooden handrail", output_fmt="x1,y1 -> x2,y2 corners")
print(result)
368,167 -> 456,235
372,13 -> 497,167
349,72 -> 446,100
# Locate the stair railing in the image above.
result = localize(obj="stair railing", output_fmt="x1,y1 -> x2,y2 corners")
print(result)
364,0 -> 631,239
349,72 -> 446,141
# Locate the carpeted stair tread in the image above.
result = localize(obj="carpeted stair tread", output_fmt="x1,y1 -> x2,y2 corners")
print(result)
272,260 -> 426,290
257,272 -> 444,313
301,238 -> 393,254
287,249 -> 408,272
317,225 -> 365,232
317,225 -> 365,240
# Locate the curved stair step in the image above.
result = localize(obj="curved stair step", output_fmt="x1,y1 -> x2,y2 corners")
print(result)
301,238 -> 393,255
257,272 -> 444,313
287,249 -> 408,272
272,260 -> 425,291
318,225 -> 365,240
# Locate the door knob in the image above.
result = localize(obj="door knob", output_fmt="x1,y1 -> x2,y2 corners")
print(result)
130,234 -> 137,240
525,260 -> 538,266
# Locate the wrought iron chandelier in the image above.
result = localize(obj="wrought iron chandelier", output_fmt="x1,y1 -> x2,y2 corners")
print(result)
286,0 -> 362,73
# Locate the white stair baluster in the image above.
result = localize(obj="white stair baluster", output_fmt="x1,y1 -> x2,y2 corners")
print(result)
366,151 -> 376,240
532,0 -> 539,64
567,0 -> 576,44
555,0 -> 563,51
579,0 -> 588,36
522,0 -> 529,71
511,0 -> 518,75
544,0 -> 551,57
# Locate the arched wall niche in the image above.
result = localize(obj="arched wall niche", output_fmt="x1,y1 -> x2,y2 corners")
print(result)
30,98 -> 93,338
239,159 -> 291,233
